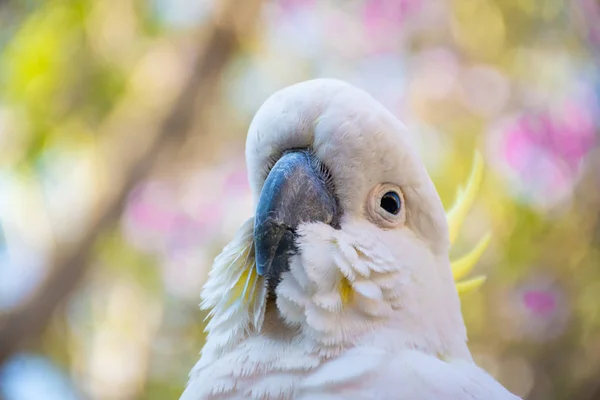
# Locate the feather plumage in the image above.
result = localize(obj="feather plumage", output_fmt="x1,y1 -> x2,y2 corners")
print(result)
181,79 -> 520,400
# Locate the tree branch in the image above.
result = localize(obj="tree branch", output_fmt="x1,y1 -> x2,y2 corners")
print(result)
0,0 -> 262,365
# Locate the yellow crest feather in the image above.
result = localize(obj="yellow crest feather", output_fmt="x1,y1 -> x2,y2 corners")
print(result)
448,151 -> 490,295
455,276 -> 487,295
451,232 -> 491,281
447,151 -> 484,246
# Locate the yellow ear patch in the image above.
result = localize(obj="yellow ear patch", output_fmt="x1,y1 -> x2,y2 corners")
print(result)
224,245 -> 257,308
448,151 -> 489,295
339,277 -> 353,305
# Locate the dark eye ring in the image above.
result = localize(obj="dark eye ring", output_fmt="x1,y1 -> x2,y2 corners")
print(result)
380,191 -> 402,215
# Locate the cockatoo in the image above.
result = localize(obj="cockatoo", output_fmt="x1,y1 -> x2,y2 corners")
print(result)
181,79 -> 520,400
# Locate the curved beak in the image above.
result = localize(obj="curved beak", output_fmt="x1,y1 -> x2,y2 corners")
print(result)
254,150 -> 339,293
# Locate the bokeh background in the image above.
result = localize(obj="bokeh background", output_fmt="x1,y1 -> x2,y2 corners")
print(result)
0,0 -> 599,399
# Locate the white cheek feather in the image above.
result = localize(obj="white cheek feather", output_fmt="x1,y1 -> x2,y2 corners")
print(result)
276,219 -> 469,360
196,218 -> 267,358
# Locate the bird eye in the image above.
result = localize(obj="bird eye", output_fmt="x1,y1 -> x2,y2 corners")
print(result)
366,183 -> 406,229
380,191 -> 401,215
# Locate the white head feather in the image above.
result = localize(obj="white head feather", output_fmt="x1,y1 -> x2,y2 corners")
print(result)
245,78 -> 468,354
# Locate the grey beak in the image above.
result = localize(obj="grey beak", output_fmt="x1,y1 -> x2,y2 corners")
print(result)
254,150 -> 339,294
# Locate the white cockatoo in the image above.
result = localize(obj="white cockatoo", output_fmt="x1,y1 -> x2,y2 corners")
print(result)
181,79 -> 521,400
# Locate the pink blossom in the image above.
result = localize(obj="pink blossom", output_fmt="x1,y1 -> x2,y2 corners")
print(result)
363,0 -> 420,27
278,0 -> 316,13
499,99 -> 596,203
128,200 -> 176,233
576,0 -> 600,48
497,279 -> 569,342
126,182 -> 179,234
363,0 -> 421,40
523,290 -> 557,315
223,167 -> 250,194
503,103 -> 595,173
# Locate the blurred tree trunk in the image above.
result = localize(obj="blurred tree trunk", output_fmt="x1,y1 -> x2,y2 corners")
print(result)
0,0 -> 263,367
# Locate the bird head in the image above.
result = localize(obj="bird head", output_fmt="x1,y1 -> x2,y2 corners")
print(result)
200,79 -> 490,361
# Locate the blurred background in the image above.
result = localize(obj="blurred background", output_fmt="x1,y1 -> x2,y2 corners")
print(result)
0,0 -> 599,399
